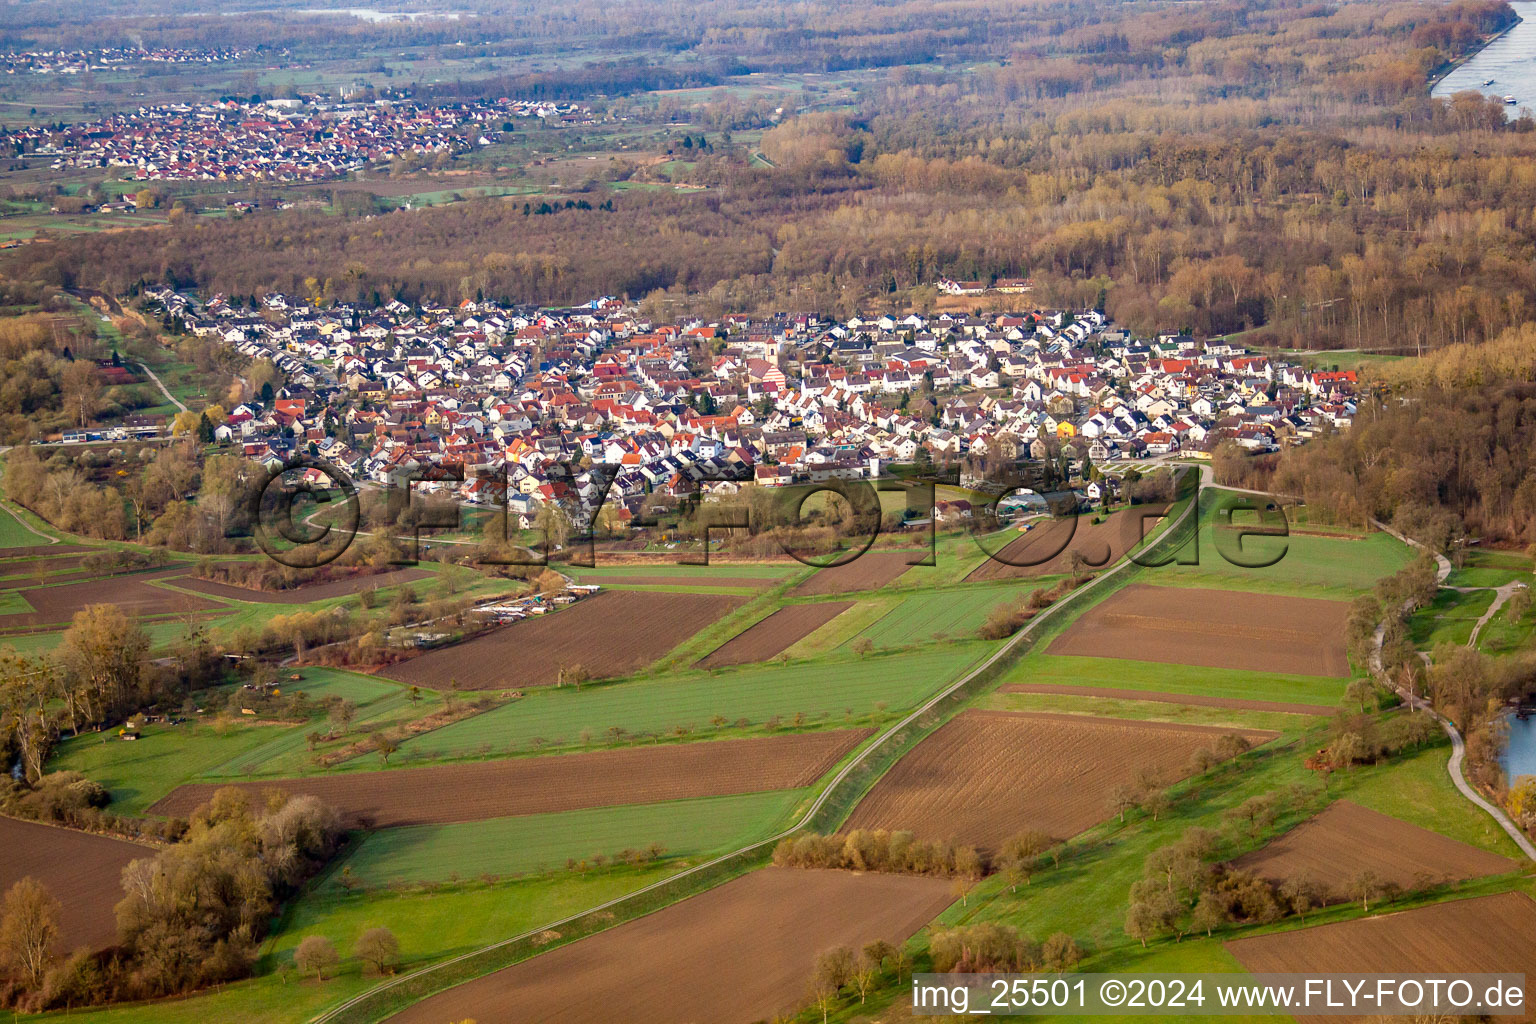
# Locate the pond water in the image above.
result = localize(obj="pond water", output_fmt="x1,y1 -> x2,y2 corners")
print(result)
1434,3 -> 1536,113
1503,712 -> 1536,783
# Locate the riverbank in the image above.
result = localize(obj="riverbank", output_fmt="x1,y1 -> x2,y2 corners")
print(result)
1429,13 -> 1523,93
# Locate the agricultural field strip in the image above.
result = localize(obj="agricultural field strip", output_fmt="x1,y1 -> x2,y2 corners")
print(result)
1000,684 -> 1334,716
1230,799 -> 1520,896
385,868 -> 957,1024
310,488 -> 1205,1023
163,568 -> 436,605
1048,584 -> 1351,678
399,646 -> 984,761
0,815 -> 153,951
148,729 -> 872,826
378,590 -> 747,690
1226,890 -> 1536,1023
696,601 -> 854,668
842,709 -> 1279,851
328,789 -> 812,887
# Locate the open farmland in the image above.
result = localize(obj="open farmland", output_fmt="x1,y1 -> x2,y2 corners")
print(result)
1048,584 -> 1349,676
842,710 -> 1276,852
400,646 -> 983,759
0,567 -> 224,629
1231,800 -> 1518,896
0,816 -> 151,951
697,601 -> 852,667
167,567 -> 433,603
1227,891 -> 1536,1021
854,583 -> 1042,649
965,506 -> 1165,582
567,574 -> 774,590
379,590 -> 745,690
1000,684 -> 1334,716
147,729 -> 868,826
386,867 -> 955,1024
327,789 -> 808,886
788,550 -> 915,596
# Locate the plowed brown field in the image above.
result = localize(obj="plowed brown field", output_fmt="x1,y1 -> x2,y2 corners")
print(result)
0,568 -> 224,628
581,575 -> 776,589
168,567 -> 433,603
789,551 -> 914,596
965,506 -> 1167,582
697,601 -> 853,668
386,867 -> 955,1024
1227,891 -> 1536,1022
0,816 -> 151,951
379,589 -> 745,690
1000,684 -> 1334,716
147,730 -> 869,827
842,710 -> 1275,851
1048,584 -> 1350,676
1231,800 -> 1517,896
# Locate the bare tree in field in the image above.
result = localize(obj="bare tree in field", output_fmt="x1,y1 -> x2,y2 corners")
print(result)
371,732 -> 399,766
294,934 -> 339,980
809,947 -> 854,1023
1108,784 -> 1137,823
354,926 -> 399,975
0,878 -> 59,989
1348,870 -> 1383,913
1343,677 -> 1379,713
1280,873 -> 1323,923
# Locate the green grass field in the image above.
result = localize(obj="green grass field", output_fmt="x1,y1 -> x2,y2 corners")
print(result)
1478,594 -> 1536,655
852,582 -> 1044,650
48,669 -> 425,810
1142,489 -> 1413,597
1410,587 -> 1496,649
50,719 -> 284,816
199,672 -> 434,779
325,789 -> 807,888
0,590 -> 33,614
399,645 -> 985,760
0,508 -> 45,547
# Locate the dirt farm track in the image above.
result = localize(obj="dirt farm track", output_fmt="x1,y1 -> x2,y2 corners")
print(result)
1048,584 -> 1350,676
147,730 -> 870,827
1227,891 -> 1536,1022
0,816 -> 151,951
843,710 -> 1276,852
379,589 -> 746,690
386,867 -> 954,1024
1231,799 -> 1517,896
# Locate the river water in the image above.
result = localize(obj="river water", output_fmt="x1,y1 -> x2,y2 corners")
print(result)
1434,2 -> 1536,112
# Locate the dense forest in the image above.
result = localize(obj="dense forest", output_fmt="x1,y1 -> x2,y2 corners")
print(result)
1262,323 -> 1536,550
8,0 -> 1531,351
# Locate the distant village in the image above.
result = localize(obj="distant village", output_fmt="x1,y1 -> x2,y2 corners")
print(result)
98,286 -> 1361,528
0,46 -> 255,75
7,97 -> 593,184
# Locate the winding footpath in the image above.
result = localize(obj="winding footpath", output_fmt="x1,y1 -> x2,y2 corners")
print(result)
1369,520 -> 1536,862
134,360 -> 187,414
